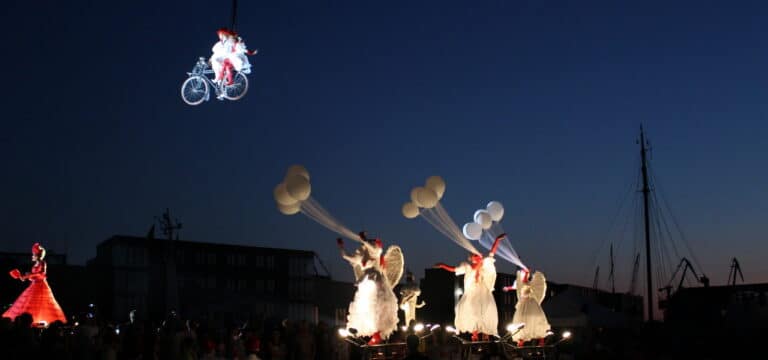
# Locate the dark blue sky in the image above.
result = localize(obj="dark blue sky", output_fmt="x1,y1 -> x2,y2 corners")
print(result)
2,0 -> 767,291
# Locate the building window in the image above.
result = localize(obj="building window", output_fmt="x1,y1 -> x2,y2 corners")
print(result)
266,256 -> 275,269
255,279 -> 264,293
255,256 -> 264,267
238,254 -> 246,266
238,279 -> 247,291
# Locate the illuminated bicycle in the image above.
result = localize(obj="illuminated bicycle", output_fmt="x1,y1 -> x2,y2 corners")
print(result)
181,57 -> 249,105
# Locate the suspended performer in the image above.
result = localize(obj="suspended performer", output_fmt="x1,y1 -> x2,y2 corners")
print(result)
435,234 -> 506,341
504,269 -> 550,346
210,28 -> 257,87
338,232 -> 403,345
3,243 -> 67,326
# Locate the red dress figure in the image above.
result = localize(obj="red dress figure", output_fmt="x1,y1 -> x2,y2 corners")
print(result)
3,243 -> 67,326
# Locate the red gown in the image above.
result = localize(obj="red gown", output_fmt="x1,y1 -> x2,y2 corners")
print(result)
3,261 -> 67,325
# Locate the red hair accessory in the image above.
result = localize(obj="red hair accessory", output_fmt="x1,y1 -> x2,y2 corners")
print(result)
217,28 -> 236,37
32,243 -> 44,256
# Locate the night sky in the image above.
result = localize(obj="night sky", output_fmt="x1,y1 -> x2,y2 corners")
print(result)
2,0 -> 767,295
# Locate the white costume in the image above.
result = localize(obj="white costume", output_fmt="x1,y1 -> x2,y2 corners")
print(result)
511,270 -> 550,342
210,31 -> 255,82
399,273 -> 425,327
453,257 -> 499,336
341,239 -> 403,341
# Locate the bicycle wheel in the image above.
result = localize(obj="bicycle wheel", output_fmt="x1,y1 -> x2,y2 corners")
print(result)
223,72 -> 248,100
181,75 -> 209,105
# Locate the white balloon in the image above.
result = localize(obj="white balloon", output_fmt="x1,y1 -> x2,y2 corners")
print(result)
402,202 -> 420,219
425,176 -> 446,199
286,164 -> 310,181
416,187 -> 438,209
285,174 -> 311,201
277,202 -> 301,215
273,183 -> 298,206
486,201 -> 504,222
474,210 -> 492,230
410,187 -> 424,207
462,222 -> 483,240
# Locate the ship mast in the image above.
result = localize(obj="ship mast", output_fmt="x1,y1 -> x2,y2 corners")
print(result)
640,126 -> 654,321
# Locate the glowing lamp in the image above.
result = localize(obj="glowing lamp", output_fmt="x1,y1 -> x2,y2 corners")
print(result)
562,331 -> 572,340
430,324 -> 441,331
446,325 -> 457,334
506,323 -> 525,333
414,323 -> 425,332
338,328 -> 350,338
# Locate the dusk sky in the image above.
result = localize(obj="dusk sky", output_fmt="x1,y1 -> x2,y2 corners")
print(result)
2,0 -> 767,294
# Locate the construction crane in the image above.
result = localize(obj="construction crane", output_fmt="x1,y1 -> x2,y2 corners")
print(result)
728,257 -> 744,286
658,257 -> 709,304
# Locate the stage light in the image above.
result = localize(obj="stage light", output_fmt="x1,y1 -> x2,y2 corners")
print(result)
430,324 -> 441,331
446,325 -> 457,333
562,331 -> 572,340
338,328 -> 350,337
401,325 -> 408,331
414,323 -> 425,332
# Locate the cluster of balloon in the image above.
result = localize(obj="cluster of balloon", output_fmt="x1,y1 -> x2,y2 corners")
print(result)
401,176 -> 446,219
462,201 -> 504,240
273,165 -> 312,215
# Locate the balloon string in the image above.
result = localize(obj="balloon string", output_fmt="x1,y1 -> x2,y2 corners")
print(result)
421,205 -> 480,255
300,197 -> 360,242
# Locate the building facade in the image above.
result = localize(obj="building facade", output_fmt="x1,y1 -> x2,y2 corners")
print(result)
88,235 -> 349,326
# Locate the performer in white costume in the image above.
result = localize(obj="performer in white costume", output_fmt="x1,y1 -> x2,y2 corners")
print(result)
338,232 -> 404,345
398,271 -> 425,328
210,28 -> 257,87
435,234 -> 505,341
504,269 -> 550,346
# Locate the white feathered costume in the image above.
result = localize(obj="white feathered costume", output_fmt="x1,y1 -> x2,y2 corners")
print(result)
436,235 -> 505,338
453,255 -> 499,336
339,237 -> 403,343
511,270 -> 550,342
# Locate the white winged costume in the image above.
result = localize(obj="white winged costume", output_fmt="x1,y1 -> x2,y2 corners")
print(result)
339,236 -> 403,343
511,270 -> 550,342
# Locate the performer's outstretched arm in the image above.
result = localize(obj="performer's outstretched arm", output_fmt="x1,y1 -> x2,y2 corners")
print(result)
434,263 -> 456,272
489,233 -> 507,256
337,238 -> 356,264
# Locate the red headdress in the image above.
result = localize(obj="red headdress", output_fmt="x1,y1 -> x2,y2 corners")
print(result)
217,28 -> 237,37
32,243 -> 46,259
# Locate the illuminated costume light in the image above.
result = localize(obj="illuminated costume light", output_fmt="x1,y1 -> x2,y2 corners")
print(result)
435,234 -> 505,340
399,271 -> 425,327
338,233 -> 403,345
3,243 -> 67,326
210,28 -> 257,87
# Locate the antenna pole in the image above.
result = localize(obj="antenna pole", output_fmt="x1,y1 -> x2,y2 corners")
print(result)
640,125 -> 654,321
